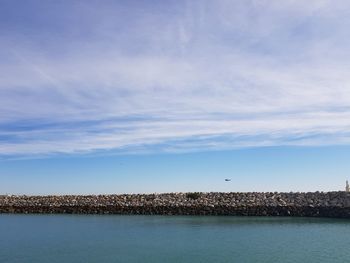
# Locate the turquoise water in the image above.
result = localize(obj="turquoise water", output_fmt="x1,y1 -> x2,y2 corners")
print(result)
0,215 -> 349,262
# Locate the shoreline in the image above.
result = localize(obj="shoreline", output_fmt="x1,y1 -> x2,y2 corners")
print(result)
1,192 -> 350,218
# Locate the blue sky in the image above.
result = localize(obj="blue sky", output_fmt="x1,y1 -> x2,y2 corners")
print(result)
1,1 -> 350,194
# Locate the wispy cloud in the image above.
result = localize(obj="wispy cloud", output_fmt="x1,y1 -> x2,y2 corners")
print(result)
1,0 -> 350,157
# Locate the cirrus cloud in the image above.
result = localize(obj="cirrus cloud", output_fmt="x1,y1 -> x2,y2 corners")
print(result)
1,0 -> 350,157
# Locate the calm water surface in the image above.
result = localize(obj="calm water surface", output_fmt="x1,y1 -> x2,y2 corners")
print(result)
0,215 -> 349,263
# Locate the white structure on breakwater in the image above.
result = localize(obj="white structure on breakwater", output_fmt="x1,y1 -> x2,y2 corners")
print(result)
346,181 -> 350,192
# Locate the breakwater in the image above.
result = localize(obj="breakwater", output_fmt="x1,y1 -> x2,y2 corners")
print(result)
1,192 -> 350,218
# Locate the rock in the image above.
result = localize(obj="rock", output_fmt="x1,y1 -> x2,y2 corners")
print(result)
0,191 -> 349,218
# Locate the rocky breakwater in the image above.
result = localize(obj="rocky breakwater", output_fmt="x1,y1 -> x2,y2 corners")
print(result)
0,192 -> 350,218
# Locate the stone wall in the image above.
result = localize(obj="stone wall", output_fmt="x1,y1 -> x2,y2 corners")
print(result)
1,192 -> 350,218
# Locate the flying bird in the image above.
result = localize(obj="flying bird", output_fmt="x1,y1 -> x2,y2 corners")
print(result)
225,179 -> 231,182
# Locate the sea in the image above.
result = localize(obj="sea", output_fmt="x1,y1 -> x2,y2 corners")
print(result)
0,215 -> 349,262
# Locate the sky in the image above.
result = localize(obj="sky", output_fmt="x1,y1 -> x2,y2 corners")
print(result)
1,0 -> 350,194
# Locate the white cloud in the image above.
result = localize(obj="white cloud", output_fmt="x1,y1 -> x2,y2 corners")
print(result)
1,1 -> 350,157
